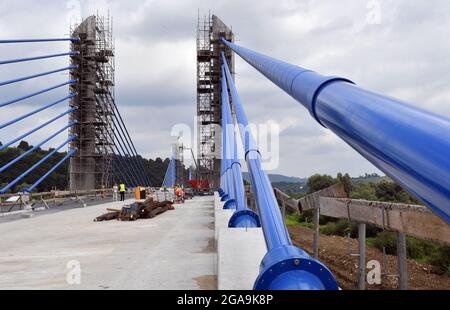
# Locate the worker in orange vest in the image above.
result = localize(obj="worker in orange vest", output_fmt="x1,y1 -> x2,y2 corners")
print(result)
175,186 -> 184,203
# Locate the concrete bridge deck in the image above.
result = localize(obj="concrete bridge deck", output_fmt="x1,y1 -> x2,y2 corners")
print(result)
0,196 -> 216,290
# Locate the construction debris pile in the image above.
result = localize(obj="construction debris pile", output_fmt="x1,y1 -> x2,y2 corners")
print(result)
94,200 -> 174,222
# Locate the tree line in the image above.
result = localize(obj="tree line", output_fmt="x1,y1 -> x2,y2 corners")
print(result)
0,141 -> 170,193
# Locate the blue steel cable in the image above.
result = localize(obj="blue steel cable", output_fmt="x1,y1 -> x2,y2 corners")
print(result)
113,120 -> 147,186
222,53 -> 338,290
100,128 -> 137,187
0,52 -> 80,65
0,108 -> 77,152
0,38 -> 80,43
112,120 -> 145,186
0,136 -> 76,194
222,39 -> 450,225
108,95 -> 152,186
221,65 -> 260,227
0,66 -> 76,87
0,122 -> 77,173
0,80 -> 77,108
112,130 -> 140,186
113,154 -> 134,187
98,128 -> 135,187
0,93 -> 76,130
220,67 -> 236,208
25,148 -> 78,193
113,112 -> 150,186
97,93 -> 151,186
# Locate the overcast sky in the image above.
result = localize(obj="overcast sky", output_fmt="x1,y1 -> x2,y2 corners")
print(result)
0,0 -> 449,178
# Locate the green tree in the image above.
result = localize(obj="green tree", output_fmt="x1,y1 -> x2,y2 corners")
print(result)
307,174 -> 337,194
337,172 -> 352,194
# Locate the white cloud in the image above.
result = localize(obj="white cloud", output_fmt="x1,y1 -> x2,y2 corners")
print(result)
1,0 -> 449,178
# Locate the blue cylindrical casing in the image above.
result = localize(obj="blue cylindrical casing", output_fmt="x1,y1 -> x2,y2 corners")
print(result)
223,39 -> 450,225
222,65 -> 259,225
222,53 -> 338,290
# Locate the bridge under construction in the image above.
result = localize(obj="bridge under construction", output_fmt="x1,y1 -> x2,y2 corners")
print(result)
0,12 -> 449,291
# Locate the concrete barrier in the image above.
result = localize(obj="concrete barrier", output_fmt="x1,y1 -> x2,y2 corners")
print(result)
217,228 -> 266,290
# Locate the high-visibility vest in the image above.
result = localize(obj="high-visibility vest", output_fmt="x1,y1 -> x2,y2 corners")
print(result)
119,184 -> 126,192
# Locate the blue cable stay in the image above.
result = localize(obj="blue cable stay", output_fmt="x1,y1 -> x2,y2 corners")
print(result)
107,92 -> 152,186
220,67 -> 235,208
96,93 -> 151,186
0,122 -> 77,174
112,127 -> 141,187
0,93 -> 76,130
0,136 -> 76,194
0,38 -> 79,195
220,64 -> 260,228
162,154 -> 176,188
0,52 -> 80,65
0,80 -> 77,108
0,38 -> 80,44
112,120 -> 147,186
0,107 -> 76,152
25,148 -> 77,193
222,39 -> 450,225
111,102 -> 151,186
221,52 -> 338,290
0,66 -> 76,87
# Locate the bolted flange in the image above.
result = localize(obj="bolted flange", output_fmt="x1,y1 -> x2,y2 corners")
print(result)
228,209 -> 261,228
254,245 -> 339,290
223,199 -> 237,210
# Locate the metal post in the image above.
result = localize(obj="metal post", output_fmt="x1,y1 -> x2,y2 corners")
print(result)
397,232 -> 408,290
313,207 -> 320,259
358,223 -> 366,290
222,39 -> 450,225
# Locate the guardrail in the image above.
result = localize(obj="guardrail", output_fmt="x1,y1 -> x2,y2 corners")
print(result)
273,186 -> 450,290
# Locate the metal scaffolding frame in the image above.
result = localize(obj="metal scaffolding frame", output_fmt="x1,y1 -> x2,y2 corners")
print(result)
196,13 -> 234,188
69,14 -> 115,190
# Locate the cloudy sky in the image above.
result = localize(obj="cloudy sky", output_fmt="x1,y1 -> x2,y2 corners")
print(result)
0,0 -> 449,178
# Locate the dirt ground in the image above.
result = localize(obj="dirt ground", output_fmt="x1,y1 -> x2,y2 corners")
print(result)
288,226 -> 450,290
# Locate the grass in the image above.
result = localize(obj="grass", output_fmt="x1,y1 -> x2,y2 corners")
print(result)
284,211 -> 450,275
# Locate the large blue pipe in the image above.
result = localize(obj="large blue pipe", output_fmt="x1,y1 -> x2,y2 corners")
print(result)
221,64 -> 260,228
0,93 -> 76,130
0,121 -> 77,173
0,107 -> 76,152
0,66 -> 76,87
222,53 -> 338,290
0,80 -> 77,108
223,40 -> 450,225
25,148 -> 78,193
220,67 -> 237,209
0,136 -> 76,194
0,38 -> 80,44
0,52 -> 79,65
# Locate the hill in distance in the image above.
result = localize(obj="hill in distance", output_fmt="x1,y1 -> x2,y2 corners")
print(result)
242,172 -> 307,184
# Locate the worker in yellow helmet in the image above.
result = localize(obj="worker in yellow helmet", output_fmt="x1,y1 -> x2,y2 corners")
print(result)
119,183 -> 126,202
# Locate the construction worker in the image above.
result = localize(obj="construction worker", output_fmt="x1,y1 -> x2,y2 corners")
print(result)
119,183 -> 126,202
175,186 -> 184,204
112,184 -> 119,202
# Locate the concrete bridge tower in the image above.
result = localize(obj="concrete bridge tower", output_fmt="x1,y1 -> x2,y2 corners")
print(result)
69,15 -> 115,190
197,14 -> 235,188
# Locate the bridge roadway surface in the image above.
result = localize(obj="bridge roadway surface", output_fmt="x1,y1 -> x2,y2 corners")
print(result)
0,196 -> 217,290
